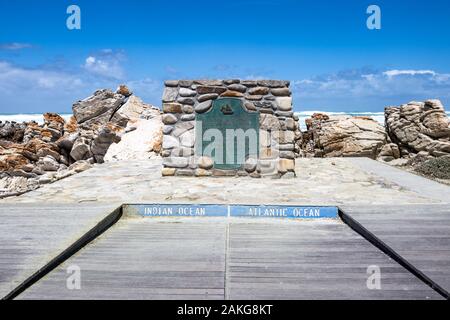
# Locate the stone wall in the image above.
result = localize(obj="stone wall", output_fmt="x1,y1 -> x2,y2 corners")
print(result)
161,79 -> 300,178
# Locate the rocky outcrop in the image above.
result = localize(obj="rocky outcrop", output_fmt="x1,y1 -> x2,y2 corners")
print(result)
104,108 -> 162,162
0,85 -> 160,198
67,86 -> 160,165
385,100 -> 450,159
0,112 -> 92,198
298,99 -> 449,173
0,121 -> 27,142
299,114 -> 387,159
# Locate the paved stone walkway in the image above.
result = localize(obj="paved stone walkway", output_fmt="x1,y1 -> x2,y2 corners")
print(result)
1,158 -> 443,205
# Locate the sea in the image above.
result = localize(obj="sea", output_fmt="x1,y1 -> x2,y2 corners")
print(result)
1,111 -> 449,132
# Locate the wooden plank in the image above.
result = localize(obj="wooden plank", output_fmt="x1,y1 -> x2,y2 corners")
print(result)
227,221 -> 441,300
0,202 -> 121,299
18,219 -> 227,300
340,204 -> 450,298
17,217 -> 442,300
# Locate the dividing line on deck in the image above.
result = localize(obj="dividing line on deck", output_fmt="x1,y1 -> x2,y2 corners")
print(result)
1,205 -> 123,300
3,202 -> 449,300
339,208 -> 449,299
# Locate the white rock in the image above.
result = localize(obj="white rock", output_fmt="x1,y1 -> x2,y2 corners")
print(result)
180,130 -> 195,148
275,97 -> 292,111
111,95 -> 158,126
179,88 -> 196,97
104,116 -> 163,161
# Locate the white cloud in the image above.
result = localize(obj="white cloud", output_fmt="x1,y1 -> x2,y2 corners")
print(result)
292,68 -> 450,110
0,58 -> 162,113
383,69 -> 436,78
0,42 -> 33,50
83,50 -> 125,79
0,61 -> 84,91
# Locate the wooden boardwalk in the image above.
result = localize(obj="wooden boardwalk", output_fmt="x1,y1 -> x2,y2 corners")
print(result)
17,218 -> 441,300
0,203 -> 121,299
341,204 -> 450,298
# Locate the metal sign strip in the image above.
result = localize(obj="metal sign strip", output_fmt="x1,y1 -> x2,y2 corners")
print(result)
125,204 -> 338,219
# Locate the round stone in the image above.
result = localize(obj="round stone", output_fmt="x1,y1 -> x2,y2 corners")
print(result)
162,135 -> 179,149
180,130 -> 195,147
164,80 -> 179,87
195,100 -> 212,113
198,93 -> 218,102
179,80 -> 193,87
162,167 -> 176,176
271,88 -> 291,96
179,88 -> 196,97
196,86 -> 226,95
279,151 -> 295,159
244,102 -> 257,111
220,90 -> 244,97
195,169 -> 212,177
162,87 -> 178,102
248,87 -> 270,95
163,103 -> 182,113
162,114 -> 178,125
162,156 -> 189,168
244,158 -> 258,173
182,105 -> 194,114
163,125 -> 174,134
181,114 -> 195,121
227,84 -> 247,93
276,97 -> 293,111
257,80 -> 289,88
245,95 -> 263,101
197,156 -> 214,170
177,97 -> 195,105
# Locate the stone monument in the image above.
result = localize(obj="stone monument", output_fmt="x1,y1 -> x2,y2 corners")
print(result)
161,80 -> 300,177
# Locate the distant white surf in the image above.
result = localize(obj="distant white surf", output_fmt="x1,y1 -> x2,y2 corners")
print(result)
0,114 -> 73,125
295,111 -> 387,131
1,112 -> 449,132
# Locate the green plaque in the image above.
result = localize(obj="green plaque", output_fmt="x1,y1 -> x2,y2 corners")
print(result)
195,98 -> 259,170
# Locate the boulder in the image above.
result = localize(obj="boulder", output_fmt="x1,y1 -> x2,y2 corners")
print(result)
70,137 -> 92,161
116,84 -> 132,97
104,115 -> 163,162
301,114 -> 387,158
110,95 -> 154,127
90,127 -> 121,163
0,121 -> 26,142
72,89 -> 127,128
385,99 -> 450,158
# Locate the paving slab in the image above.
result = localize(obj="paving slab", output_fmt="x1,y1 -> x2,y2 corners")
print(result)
340,204 -> 450,298
0,203 -> 121,299
18,217 -> 441,300
347,158 -> 450,202
1,158 -> 441,205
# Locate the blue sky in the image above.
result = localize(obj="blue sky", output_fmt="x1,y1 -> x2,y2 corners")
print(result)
1,0 -> 450,113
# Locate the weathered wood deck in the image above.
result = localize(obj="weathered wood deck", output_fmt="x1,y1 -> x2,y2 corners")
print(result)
17,217 -> 442,300
0,203 -> 122,299
340,204 -> 450,298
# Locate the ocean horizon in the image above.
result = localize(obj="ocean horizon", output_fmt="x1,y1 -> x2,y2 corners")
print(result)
1,111 -> 449,131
